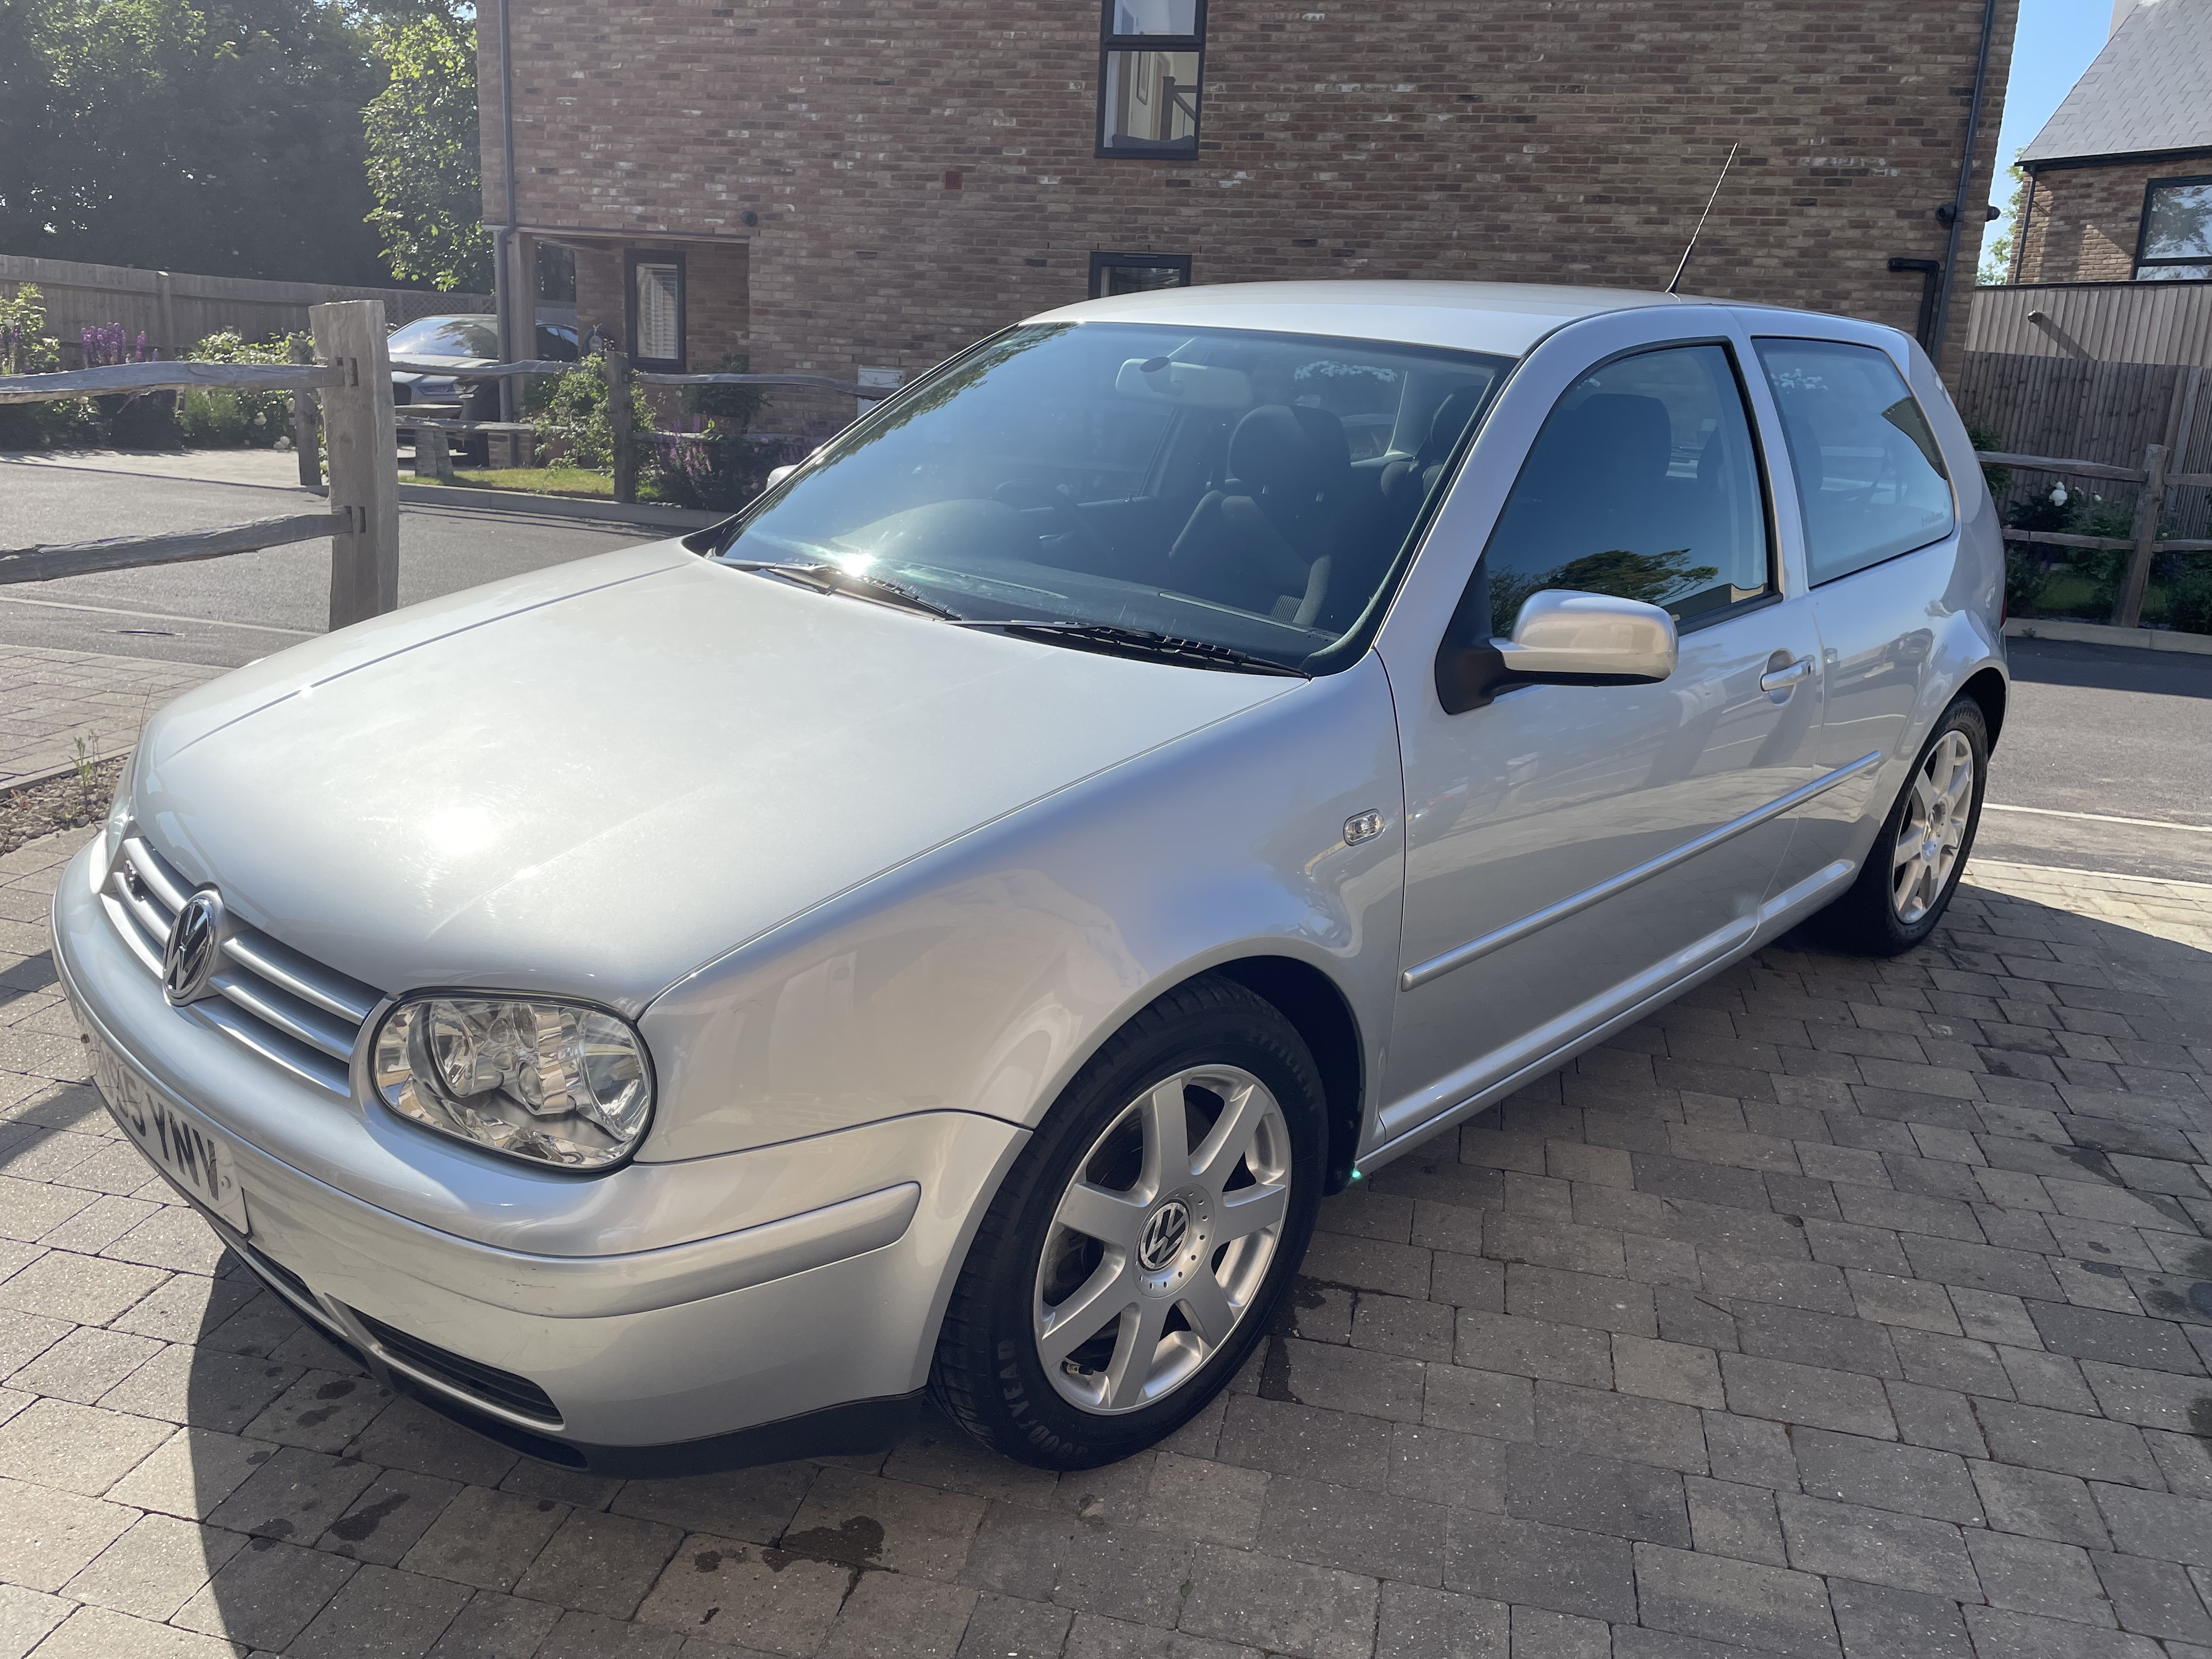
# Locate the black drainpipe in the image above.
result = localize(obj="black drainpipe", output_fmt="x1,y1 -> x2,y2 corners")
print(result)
1928,0 -> 2002,368
1888,258 -> 1943,351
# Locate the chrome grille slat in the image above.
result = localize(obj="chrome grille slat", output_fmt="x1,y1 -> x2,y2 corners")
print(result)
101,834 -> 380,1093
222,934 -> 377,1025
116,881 -> 176,950
194,998 -> 353,1096
208,970 -> 358,1062
120,841 -> 190,913
100,893 -> 166,976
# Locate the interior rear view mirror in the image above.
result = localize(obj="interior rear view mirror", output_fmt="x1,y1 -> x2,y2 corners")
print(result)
1436,589 -> 1677,714
1113,358 -> 1253,409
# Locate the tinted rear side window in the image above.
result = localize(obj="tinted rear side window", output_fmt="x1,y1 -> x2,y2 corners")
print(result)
1754,338 -> 1955,586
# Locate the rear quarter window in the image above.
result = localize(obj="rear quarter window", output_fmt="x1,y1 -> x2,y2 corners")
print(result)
1754,338 -> 1956,587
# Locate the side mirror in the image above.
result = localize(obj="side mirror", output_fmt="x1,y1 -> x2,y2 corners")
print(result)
1498,590 -> 1678,683
1436,589 -> 1677,714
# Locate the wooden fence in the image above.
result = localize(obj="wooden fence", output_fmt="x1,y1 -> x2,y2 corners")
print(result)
0,301 -> 398,629
0,253 -> 487,365
1978,441 -> 2212,629
1967,282 -> 2212,369
392,353 -> 872,503
1957,352 -> 2212,545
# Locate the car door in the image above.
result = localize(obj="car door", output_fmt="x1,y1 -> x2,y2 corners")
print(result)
1368,311 -> 1830,1156
1739,326 -> 1963,885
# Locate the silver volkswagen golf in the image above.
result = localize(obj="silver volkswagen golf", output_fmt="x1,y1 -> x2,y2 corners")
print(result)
54,281 -> 2005,1472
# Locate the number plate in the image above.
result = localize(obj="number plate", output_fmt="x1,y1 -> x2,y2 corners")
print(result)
89,1039 -> 251,1234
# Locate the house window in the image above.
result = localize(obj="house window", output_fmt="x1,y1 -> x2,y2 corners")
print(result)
1090,252 -> 1193,297
626,251 -> 686,369
2135,177 -> 2212,281
1098,0 -> 1204,158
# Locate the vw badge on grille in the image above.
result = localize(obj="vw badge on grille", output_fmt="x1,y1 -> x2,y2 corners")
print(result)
162,889 -> 226,1006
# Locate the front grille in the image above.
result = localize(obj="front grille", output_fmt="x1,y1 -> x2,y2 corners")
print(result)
347,1306 -> 562,1424
101,835 -> 382,1097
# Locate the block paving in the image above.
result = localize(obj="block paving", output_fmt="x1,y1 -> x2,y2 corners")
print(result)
2,823 -> 2212,1657
0,646 -> 223,789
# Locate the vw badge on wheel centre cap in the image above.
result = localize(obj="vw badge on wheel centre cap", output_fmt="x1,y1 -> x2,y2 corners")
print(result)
162,890 -> 226,1006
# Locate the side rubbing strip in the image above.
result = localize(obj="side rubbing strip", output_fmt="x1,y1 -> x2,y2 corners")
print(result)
1400,752 -> 1885,992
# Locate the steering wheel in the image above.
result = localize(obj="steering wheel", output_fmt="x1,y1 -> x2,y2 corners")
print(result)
990,481 -> 1125,573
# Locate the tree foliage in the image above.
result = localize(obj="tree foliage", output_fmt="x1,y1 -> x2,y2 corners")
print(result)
1979,154 -> 2027,287
0,0 -> 396,285
363,3 -> 490,292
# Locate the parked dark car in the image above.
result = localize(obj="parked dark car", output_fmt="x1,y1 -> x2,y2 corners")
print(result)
388,315 -> 579,422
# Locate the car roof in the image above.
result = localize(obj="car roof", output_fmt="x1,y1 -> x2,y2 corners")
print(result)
1025,280 -> 1820,359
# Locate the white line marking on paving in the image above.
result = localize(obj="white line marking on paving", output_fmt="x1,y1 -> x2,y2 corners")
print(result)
0,592 -> 318,637
1969,857 -> 2212,895
1983,802 -> 2212,836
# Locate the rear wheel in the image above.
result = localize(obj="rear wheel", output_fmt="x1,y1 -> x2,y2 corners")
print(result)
1812,696 -> 1988,956
929,974 -> 1325,1469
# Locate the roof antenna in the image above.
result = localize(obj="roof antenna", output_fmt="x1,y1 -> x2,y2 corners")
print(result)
1667,143 -> 1740,294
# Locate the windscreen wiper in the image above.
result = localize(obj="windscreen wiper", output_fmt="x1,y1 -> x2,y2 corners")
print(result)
956,620 -> 1310,678
725,560 -> 966,620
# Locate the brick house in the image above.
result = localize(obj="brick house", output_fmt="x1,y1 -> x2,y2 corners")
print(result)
2010,0 -> 2211,285
476,0 -> 2018,390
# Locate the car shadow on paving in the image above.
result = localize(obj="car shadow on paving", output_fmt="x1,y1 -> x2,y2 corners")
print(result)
3,825 -> 2212,1658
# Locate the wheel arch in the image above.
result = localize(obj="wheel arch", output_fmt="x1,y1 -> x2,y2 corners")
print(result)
1206,955 -> 1366,1196
1960,664 -> 2008,749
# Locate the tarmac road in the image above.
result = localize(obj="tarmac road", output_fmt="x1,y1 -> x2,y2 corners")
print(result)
0,455 -> 662,668
4,456 -> 2208,884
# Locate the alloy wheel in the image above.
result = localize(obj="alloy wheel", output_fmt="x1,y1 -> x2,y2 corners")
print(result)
1032,1064 -> 1291,1414
1892,729 -> 1975,924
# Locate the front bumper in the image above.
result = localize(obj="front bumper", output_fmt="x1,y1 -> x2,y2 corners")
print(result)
53,839 -> 1026,1466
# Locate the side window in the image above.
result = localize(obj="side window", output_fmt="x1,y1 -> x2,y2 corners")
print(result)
1754,338 -> 1956,586
1477,343 -> 1771,636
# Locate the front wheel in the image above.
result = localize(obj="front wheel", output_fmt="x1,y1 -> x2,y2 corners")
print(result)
929,974 -> 1325,1469
1812,695 -> 1989,956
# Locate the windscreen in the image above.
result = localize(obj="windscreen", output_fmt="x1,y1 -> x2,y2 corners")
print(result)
720,323 -> 1512,671
387,317 -> 501,359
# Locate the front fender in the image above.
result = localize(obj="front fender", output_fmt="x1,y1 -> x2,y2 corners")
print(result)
635,652 -> 1406,1164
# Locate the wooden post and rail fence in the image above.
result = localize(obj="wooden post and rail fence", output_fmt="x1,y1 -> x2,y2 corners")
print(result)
3,308 -> 2205,639
0,299 -> 398,629
1980,439 -> 2212,629
0,300 -> 871,628
386,348 -> 871,502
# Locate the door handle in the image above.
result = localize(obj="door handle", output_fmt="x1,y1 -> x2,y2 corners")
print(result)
1759,656 -> 1813,695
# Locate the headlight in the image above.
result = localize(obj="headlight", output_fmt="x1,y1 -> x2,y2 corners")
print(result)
371,995 -> 654,1171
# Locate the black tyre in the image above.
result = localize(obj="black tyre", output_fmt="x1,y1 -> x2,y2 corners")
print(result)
930,974 -> 1326,1469
1811,695 -> 1988,957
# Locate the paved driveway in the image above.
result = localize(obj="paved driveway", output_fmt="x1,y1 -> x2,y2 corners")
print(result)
2,827 -> 2211,1658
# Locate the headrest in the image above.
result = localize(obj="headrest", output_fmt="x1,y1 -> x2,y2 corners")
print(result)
1289,404 -> 1351,478
1228,404 -> 1342,498
1422,387 -> 1486,464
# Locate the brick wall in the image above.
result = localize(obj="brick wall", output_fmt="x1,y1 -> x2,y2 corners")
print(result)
2015,157 -> 2212,283
481,0 -> 2016,382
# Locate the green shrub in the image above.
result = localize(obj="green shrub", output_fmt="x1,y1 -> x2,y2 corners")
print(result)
527,352 -> 652,471
174,331 -> 307,448
1963,417 -> 2008,501
682,352 -> 763,429
2168,556 -> 2212,637
0,285 -> 86,449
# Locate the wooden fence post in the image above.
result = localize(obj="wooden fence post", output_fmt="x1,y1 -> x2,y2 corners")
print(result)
2113,442 -> 2169,629
415,422 -> 455,482
288,336 -> 321,487
607,349 -> 636,505
310,301 -> 399,629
